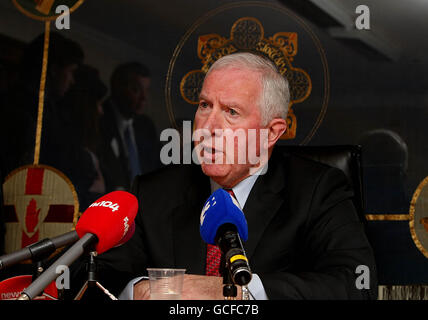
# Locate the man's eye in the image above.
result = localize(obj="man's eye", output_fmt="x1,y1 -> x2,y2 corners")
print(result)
229,108 -> 238,116
199,102 -> 209,108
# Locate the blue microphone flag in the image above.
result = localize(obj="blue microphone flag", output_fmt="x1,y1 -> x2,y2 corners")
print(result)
199,188 -> 248,244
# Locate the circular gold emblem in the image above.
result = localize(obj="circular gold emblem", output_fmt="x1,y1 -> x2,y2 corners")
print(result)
409,176 -> 428,258
166,1 -> 329,144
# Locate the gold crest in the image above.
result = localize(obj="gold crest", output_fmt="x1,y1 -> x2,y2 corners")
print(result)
180,17 -> 312,140
409,176 -> 428,259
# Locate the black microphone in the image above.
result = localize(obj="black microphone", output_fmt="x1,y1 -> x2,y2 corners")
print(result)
200,189 -> 252,286
0,231 -> 79,271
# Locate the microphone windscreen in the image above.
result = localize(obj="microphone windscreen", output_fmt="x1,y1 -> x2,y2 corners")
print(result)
200,188 -> 248,245
75,191 -> 138,254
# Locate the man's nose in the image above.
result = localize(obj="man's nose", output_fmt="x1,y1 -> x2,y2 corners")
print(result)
204,107 -> 222,135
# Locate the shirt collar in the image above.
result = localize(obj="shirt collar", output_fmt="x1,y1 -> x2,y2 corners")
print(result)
209,166 -> 265,209
111,100 -> 133,134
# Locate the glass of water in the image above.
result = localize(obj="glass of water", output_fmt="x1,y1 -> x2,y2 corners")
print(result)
147,268 -> 186,300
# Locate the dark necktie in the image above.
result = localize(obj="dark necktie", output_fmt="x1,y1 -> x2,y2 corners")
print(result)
205,188 -> 236,276
124,124 -> 141,181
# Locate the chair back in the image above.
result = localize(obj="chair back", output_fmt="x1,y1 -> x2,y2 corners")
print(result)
279,145 -> 365,224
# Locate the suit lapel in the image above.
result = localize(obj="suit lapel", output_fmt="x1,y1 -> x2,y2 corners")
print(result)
104,100 -> 127,159
243,152 -> 287,260
172,165 -> 211,274
172,202 -> 206,274
103,99 -> 131,183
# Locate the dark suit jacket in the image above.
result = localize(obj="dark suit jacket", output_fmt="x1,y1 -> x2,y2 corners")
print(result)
97,99 -> 130,191
70,148 -> 377,300
97,99 -> 161,192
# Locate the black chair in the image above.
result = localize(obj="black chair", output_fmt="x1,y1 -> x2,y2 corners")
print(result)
279,145 -> 365,225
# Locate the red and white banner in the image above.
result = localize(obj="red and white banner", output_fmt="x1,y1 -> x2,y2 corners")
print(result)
2,165 -> 79,254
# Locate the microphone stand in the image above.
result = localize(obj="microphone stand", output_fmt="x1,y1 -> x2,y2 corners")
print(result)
74,251 -> 118,300
30,241 -> 62,300
32,260 -> 44,281
31,261 -> 59,300
222,260 -> 237,300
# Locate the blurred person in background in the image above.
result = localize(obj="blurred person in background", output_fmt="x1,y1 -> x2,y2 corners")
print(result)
99,62 -> 160,192
0,32 -> 84,175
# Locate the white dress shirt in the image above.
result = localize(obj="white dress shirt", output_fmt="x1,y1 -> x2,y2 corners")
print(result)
110,102 -> 138,160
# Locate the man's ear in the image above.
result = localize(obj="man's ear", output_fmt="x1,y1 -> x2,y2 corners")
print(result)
267,118 -> 287,149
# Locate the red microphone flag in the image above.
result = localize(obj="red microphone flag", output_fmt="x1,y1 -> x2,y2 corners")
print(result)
75,191 -> 138,254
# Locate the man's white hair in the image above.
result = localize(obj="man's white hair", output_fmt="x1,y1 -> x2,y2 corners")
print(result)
205,52 -> 290,125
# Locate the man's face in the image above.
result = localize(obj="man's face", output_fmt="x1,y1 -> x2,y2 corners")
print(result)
194,67 -> 265,187
117,74 -> 150,118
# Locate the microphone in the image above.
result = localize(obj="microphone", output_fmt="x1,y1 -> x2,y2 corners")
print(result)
75,191 -> 137,254
200,189 -> 252,286
17,191 -> 138,300
0,231 -> 79,271
0,206 -> 136,271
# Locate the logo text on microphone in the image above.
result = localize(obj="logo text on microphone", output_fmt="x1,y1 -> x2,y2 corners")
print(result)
200,196 -> 216,226
89,201 -> 120,212
123,216 -> 130,238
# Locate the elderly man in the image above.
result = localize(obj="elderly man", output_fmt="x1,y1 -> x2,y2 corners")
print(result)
71,52 -> 376,300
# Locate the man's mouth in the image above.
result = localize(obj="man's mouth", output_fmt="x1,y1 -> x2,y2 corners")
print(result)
200,144 -> 223,162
